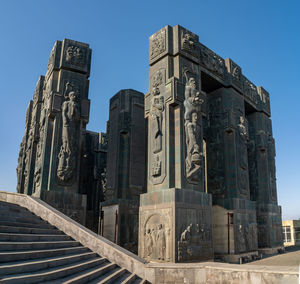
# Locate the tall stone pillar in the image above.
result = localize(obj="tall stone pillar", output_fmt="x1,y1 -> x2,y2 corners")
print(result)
80,131 -> 107,232
16,101 -> 33,194
31,39 -> 92,225
22,77 -> 45,196
207,87 -> 258,259
100,89 -> 146,254
247,88 -> 283,252
138,25 -> 213,262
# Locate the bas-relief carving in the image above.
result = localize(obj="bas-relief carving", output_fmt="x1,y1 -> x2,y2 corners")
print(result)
33,101 -> 47,191
267,137 -> 277,201
183,74 -> 203,183
65,45 -> 85,66
143,214 -> 170,261
47,46 -> 55,70
227,60 -> 242,82
101,168 -> 113,200
200,47 -> 225,77
243,78 -> 259,105
150,29 -> 166,60
150,88 -> 164,154
238,116 -> 249,195
16,138 -> 26,191
181,32 -> 198,56
235,224 -> 246,253
149,70 -> 166,183
23,127 -> 34,190
178,223 -> 211,262
57,82 -> 81,184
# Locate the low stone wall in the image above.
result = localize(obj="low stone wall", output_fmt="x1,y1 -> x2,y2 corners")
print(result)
145,262 -> 298,284
0,191 -> 298,284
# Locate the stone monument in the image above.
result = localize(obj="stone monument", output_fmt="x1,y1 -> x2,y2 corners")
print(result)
17,28 -> 283,262
99,89 -> 146,254
17,39 -> 92,225
138,25 -> 214,262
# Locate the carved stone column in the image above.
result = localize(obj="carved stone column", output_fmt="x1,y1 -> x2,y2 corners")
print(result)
20,76 -> 45,196
30,39 -> 92,225
16,101 -> 33,194
139,25 -> 213,262
100,89 -> 146,254
247,101 -> 283,252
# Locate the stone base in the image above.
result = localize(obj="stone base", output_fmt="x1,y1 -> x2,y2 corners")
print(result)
258,246 -> 285,256
212,199 -> 258,256
257,203 -> 283,249
100,199 -> 139,254
32,190 -> 87,225
216,251 -> 259,264
139,188 -> 213,263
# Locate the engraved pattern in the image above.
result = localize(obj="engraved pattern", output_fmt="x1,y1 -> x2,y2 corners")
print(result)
150,29 -> 166,60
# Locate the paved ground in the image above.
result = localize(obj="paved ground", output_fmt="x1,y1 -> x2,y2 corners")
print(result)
248,246 -> 300,267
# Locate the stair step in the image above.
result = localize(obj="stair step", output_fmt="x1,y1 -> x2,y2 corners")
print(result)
0,246 -> 89,263
120,273 -> 137,284
97,267 -> 127,284
47,261 -> 114,284
0,215 -> 47,225
0,240 -> 81,251
86,265 -> 126,284
0,210 -> 36,219
0,232 -> 71,242
0,206 -> 34,215
0,220 -> 55,229
0,201 -> 25,210
0,225 -> 64,235
0,251 -> 98,275
0,257 -> 106,284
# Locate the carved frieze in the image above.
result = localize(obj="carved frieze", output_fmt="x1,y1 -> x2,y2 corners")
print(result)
200,46 -> 225,77
181,31 -> 198,57
142,213 -> 171,261
225,58 -> 242,85
178,222 -> 212,262
150,29 -> 166,60
243,77 -> 259,105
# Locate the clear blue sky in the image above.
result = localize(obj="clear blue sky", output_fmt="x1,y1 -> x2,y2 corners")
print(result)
0,1 -> 299,220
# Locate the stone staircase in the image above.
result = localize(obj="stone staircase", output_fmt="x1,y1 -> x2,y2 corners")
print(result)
0,200 -> 147,283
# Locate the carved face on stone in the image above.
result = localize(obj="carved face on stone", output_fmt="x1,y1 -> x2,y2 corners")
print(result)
191,112 -> 198,123
69,91 -> 78,101
240,116 -> 245,124
152,87 -> 160,96
189,78 -> 196,89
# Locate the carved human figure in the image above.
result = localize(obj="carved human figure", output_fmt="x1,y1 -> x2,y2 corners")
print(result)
236,224 -> 246,253
185,112 -> 202,179
144,229 -> 153,257
16,139 -> 25,190
183,77 -> 203,181
57,83 -> 81,183
101,168 -> 107,193
180,224 -> 192,243
157,224 -> 166,260
150,87 -> 164,154
184,77 -> 202,120
34,105 -> 47,189
182,33 -> 195,52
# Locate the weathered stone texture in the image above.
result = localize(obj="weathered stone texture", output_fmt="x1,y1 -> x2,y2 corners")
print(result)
100,89 -> 146,254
